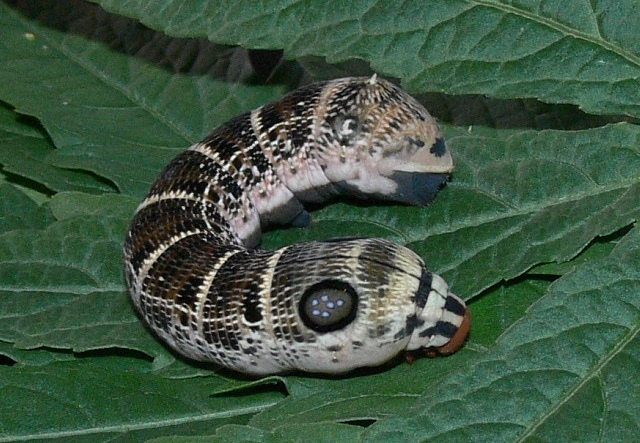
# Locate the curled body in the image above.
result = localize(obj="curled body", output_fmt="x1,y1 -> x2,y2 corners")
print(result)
124,76 -> 470,375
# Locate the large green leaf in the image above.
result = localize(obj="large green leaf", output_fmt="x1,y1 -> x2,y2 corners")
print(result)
0,1 -> 639,441
0,183 -> 54,233
0,105 -> 113,194
0,355 -> 282,443
87,0 -> 640,118
0,1 -> 286,197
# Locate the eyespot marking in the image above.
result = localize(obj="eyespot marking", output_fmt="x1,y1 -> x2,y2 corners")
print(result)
328,115 -> 361,145
299,280 -> 358,333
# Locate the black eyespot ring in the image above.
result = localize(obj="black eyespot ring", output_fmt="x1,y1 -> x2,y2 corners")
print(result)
299,280 -> 358,333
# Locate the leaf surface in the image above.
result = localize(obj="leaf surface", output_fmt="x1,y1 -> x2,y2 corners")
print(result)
0,356 -> 282,443
0,2 -> 286,197
1,1 -> 639,441
88,0 -> 640,117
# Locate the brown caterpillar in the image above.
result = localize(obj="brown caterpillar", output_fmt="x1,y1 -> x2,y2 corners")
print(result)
124,75 -> 470,375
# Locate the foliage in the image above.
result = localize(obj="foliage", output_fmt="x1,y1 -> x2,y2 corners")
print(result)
1,0 -> 639,441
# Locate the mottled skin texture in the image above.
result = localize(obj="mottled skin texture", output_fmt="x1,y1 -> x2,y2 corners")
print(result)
124,76 -> 470,375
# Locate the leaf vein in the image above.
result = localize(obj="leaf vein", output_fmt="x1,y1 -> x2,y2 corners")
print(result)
472,0 -> 640,68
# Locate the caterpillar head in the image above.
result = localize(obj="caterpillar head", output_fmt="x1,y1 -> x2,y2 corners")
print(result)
406,271 -> 471,356
316,75 -> 453,205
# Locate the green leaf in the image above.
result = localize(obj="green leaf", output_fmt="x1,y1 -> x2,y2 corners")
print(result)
0,341 -> 77,367
146,422 -> 364,443
424,123 -> 640,294
48,191 -> 138,221
0,213 -> 154,352
0,105 -> 113,194
0,356 -> 282,443
1,1 -> 639,441
0,184 -> 54,233
0,2 -> 286,197
88,0 -> 640,118
528,235 -> 620,276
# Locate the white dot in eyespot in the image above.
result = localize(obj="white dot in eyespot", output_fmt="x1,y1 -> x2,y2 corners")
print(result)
327,301 -> 335,308
336,299 -> 344,306
311,299 -> 319,306
321,311 -> 330,318
321,294 -> 329,302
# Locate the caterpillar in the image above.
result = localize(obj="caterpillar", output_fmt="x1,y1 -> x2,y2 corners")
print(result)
123,75 -> 470,375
